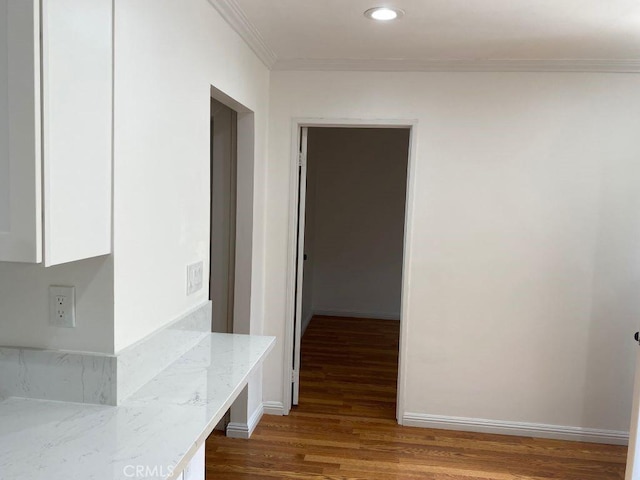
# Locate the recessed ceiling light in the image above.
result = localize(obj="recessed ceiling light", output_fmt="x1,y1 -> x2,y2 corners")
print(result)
364,7 -> 404,21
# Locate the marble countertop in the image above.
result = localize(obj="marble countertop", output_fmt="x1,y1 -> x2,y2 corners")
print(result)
0,333 -> 275,480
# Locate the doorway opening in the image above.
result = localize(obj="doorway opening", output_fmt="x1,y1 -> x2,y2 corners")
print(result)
208,85 -> 256,336
286,121 -> 416,421
210,98 -> 237,335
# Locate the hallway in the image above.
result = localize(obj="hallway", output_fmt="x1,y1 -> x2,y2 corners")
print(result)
206,316 -> 626,479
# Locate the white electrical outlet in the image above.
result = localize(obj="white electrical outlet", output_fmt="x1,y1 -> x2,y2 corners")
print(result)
186,261 -> 203,295
49,286 -> 76,328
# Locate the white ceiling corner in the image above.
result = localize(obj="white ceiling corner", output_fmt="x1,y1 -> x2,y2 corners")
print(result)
208,0 -> 278,69
213,0 -> 640,73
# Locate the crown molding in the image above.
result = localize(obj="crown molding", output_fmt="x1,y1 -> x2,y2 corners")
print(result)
272,57 -> 640,73
208,0 -> 278,69
206,1 -> 640,74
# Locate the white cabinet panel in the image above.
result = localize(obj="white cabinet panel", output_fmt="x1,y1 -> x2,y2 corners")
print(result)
0,0 -> 42,263
41,0 -> 112,266
0,0 -> 112,265
0,0 -> 8,233
183,443 -> 205,480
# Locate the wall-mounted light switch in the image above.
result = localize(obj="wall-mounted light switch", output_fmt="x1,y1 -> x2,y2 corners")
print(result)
187,261 -> 204,296
49,286 -> 76,328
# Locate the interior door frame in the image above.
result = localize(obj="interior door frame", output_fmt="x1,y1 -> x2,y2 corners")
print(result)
209,85 -> 256,337
626,347 -> 640,479
291,126 -> 308,406
283,117 -> 419,421
209,99 -> 238,335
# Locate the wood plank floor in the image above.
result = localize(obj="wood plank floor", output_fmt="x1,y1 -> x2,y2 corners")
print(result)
206,316 -> 627,479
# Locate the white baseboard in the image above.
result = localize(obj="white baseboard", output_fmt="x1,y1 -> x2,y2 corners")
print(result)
313,309 -> 400,321
226,403 -> 264,439
402,412 -> 629,445
263,401 -> 285,416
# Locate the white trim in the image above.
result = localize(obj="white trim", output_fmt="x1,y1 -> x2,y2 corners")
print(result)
272,58 -> 640,73
263,401 -> 285,416
207,0 -> 277,69
313,309 -> 400,321
284,117 -> 417,421
396,124 -> 418,423
625,349 -> 640,478
290,118 -> 418,129
402,412 -> 630,445
226,403 -> 264,439
282,120 -> 301,415
291,126 -> 309,407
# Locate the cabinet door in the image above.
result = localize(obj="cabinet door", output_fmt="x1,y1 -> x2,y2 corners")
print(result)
0,0 -> 42,263
41,0 -> 112,266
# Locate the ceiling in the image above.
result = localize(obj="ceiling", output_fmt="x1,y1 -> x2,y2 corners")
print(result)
210,0 -> 640,72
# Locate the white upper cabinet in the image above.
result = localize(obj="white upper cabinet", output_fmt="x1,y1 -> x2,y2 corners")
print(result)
0,0 -> 42,263
41,0 -> 112,266
0,0 -> 112,266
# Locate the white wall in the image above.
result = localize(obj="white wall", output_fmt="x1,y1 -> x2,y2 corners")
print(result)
0,256 -> 114,353
0,0 -> 270,368
264,71 -> 640,433
112,0 -> 269,352
304,127 -> 408,323
112,0 -> 269,426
